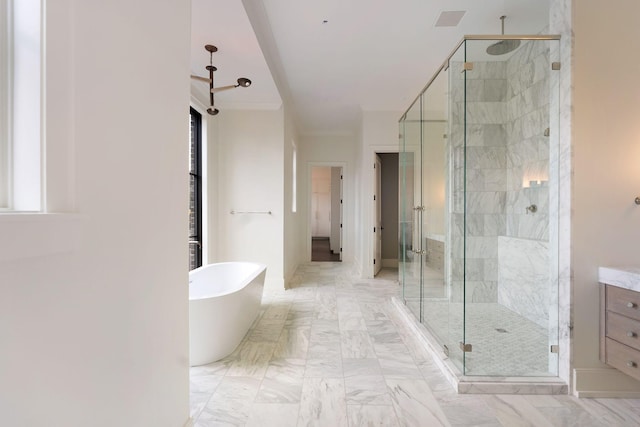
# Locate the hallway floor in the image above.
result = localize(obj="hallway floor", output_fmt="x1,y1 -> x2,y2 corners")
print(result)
311,237 -> 341,262
189,263 -> 640,426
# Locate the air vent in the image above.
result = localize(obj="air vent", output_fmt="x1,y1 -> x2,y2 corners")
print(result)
435,10 -> 466,27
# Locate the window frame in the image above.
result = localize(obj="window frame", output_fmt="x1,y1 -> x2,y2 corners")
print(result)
189,107 -> 203,270
0,0 -> 12,209
1,0 -> 42,212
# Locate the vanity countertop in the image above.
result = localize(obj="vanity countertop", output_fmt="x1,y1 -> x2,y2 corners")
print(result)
598,267 -> 640,292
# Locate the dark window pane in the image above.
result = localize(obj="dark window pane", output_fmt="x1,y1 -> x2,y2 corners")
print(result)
189,108 -> 202,270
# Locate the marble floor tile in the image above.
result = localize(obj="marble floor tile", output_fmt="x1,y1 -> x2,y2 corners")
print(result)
309,320 -> 341,343
297,377 -> 348,427
304,357 -> 343,378
248,319 -> 286,342
189,264 -> 640,426
337,296 -> 361,312
484,395 -> 552,427
534,407 -> 604,427
366,318 -> 401,333
256,358 -> 306,403
338,311 -> 368,331
343,358 -> 382,378
285,310 -> 314,327
189,374 -> 223,415
347,404 -> 400,427
273,327 -> 310,359
306,341 -> 342,360
226,341 -> 275,378
262,302 -> 292,320
575,397 -> 640,426
373,342 -> 415,361
437,394 -> 501,427
378,357 -> 422,379
360,302 -> 390,321
345,375 -> 392,405
198,376 -> 261,425
341,330 -> 377,358
245,403 -> 300,427
314,304 -> 338,320
386,378 -> 451,427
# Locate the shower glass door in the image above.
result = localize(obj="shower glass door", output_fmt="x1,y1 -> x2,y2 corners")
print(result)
400,35 -> 560,379
422,62 -> 464,371
399,97 -> 422,321
460,37 -> 560,376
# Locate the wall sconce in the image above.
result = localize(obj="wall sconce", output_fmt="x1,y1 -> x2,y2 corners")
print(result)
635,197 -> 640,205
190,44 -> 252,115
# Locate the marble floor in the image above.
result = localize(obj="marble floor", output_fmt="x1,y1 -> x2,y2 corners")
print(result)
189,262 -> 640,426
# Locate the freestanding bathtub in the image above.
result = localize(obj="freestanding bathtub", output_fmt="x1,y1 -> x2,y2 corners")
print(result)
189,262 -> 266,366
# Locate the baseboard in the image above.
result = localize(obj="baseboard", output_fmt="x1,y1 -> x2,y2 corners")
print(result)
573,368 -> 640,397
382,258 -> 398,268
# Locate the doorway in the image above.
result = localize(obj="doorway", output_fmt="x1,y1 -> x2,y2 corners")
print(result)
373,152 -> 399,275
310,165 -> 343,262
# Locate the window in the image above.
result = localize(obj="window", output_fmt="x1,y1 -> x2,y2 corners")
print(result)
1,0 -> 42,211
0,0 -> 11,208
291,140 -> 297,212
189,108 -> 203,270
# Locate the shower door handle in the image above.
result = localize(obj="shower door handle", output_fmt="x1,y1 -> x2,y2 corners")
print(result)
412,249 -> 426,255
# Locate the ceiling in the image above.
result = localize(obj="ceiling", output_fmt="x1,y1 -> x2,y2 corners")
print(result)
191,0 -> 550,136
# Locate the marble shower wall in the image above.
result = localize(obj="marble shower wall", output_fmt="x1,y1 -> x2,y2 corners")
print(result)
449,60 -> 508,304
448,40 -> 555,315
505,40 -> 552,241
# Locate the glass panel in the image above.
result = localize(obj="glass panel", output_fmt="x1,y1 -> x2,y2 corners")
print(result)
446,44 -> 467,373
400,36 -> 560,380
462,38 -> 560,376
419,64 -> 459,368
399,96 -> 422,321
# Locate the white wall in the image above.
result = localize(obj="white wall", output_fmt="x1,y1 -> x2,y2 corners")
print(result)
571,0 -> 640,395
331,166 -> 342,253
0,1 -> 191,425
283,107 -> 304,286
300,134 -> 356,263
214,109 -> 285,291
359,111 -> 402,277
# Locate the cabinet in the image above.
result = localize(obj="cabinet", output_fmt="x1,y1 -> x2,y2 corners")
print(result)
600,284 -> 640,381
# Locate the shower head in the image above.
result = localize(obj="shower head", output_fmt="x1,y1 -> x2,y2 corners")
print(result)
486,39 -> 521,55
486,15 -> 520,56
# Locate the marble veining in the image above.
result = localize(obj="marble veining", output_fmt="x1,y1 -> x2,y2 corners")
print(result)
598,267 -> 640,292
190,263 -> 639,426
498,236 -> 550,329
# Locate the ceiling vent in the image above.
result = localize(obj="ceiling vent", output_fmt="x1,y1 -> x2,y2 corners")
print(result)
435,10 -> 466,27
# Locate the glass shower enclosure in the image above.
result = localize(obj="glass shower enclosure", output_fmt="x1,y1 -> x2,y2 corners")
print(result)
399,35 -> 561,378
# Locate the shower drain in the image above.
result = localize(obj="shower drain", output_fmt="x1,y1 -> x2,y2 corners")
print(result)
495,328 -> 508,333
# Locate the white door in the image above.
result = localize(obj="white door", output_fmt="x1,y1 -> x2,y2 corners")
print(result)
374,155 -> 382,275
311,167 -> 331,237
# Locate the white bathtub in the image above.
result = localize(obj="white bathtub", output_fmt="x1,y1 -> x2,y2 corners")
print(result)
189,262 -> 266,366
